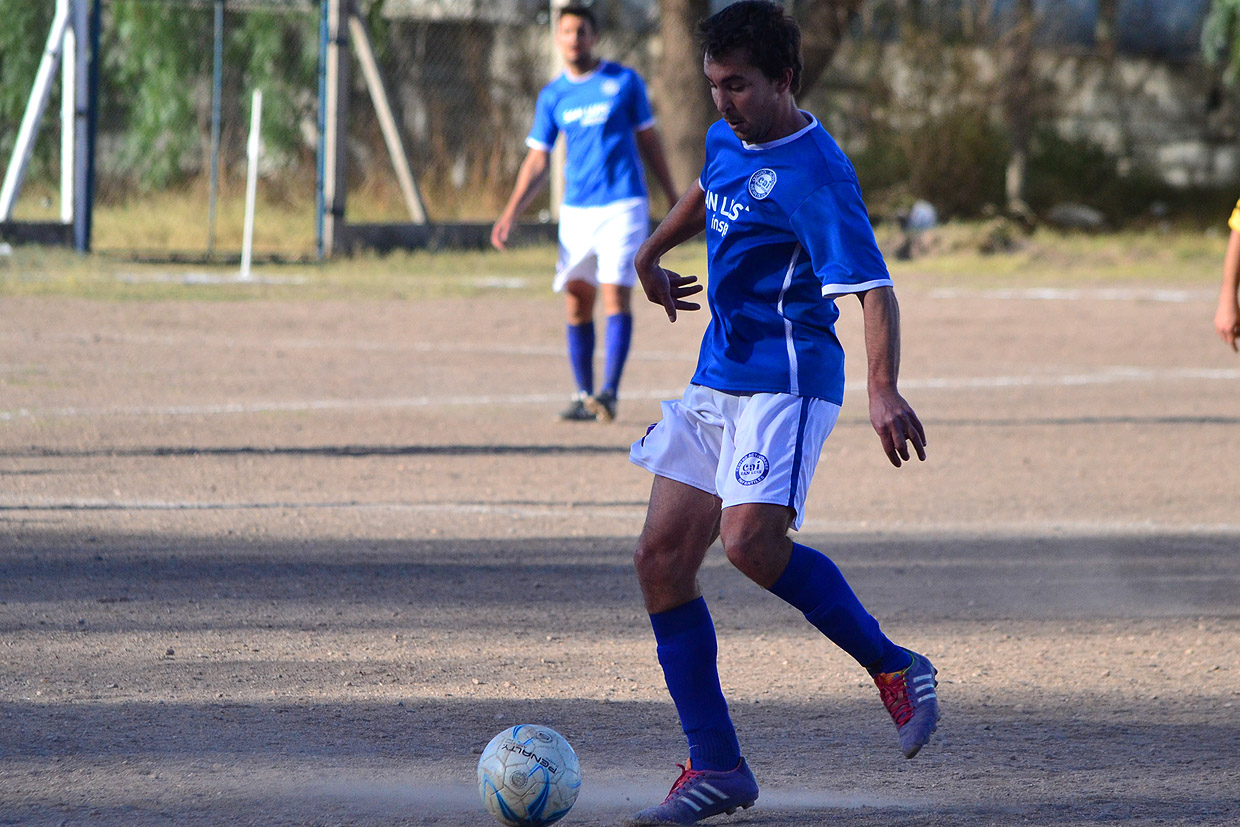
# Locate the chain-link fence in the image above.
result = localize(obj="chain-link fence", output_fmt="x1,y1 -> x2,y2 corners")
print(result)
0,0 -> 1233,257
376,0 -> 656,225
0,0 -> 665,257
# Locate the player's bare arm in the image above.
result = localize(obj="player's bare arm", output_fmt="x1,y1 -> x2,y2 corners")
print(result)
490,148 -> 550,251
635,126 -> 680,211
634,185 -> 708,322
1215,228 -> 1240,351
858,285 -> 927,468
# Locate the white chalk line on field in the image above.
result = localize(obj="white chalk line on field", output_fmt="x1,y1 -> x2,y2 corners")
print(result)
0,330 -> 694,362
2,365 -> 1237,422
307,778 -> 925,815
2,497 -> 1238,535
303,776 -> 929,817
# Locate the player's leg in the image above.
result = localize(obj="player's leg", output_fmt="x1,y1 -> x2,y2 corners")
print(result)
553,206 -> 601,420
564,276 -> 598,391
627,389 -> 758,824
634,474 -> 719,613
717,393 -> 940,757
587,283 -> 632,421
630,476 -> 757,825
635,477 -> 739,770
588,198 -> 646,422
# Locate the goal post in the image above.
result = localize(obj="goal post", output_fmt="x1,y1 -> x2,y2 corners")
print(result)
0,0 -> 95,251
0,0 -> 597,259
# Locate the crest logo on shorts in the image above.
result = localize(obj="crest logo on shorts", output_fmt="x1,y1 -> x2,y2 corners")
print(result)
601,79 -> 621,96
747,168 -> 777,200
735,452 -> 770,486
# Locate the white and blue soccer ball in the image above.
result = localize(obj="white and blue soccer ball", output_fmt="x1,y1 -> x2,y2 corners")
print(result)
477,724 -> 581,827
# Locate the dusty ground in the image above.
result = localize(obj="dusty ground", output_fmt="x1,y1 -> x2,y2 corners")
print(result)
1,275 -> 1238,825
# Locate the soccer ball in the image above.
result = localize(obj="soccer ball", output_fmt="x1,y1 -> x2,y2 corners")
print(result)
477,724 -> 582,827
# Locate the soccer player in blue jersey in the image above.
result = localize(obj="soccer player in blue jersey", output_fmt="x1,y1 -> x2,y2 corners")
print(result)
492,4 -> 679,422
624,3 -> 938,824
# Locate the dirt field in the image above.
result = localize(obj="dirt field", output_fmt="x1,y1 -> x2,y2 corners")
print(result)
1,271 -> 1238,826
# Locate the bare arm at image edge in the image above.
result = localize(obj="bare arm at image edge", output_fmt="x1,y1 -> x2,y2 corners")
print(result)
1216,227 -> 1240,352
858,285 -> 927,468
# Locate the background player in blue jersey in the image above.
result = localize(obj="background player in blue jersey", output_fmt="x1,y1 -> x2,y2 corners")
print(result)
491,4 -> 679,422
624,3 -> 937,824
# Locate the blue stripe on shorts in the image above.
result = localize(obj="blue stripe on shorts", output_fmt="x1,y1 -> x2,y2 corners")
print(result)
787,396 -> 812,510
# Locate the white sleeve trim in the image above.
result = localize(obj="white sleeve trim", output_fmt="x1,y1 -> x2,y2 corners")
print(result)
697,178 -> 705,191
820,277 -> 893,300
635,117 -> 658,133
525,137 -> 552,152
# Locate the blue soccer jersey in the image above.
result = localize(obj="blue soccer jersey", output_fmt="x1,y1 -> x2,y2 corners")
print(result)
692,113 -> 892,404
527,61 -> 656,208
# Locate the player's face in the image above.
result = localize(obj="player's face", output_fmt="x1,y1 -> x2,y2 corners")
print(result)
704,49 -> 792,144
556,13 -> 597,72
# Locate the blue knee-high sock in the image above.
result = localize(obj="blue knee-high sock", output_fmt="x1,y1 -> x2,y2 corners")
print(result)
566,322 -> 595,395
649,597 -> 741,771
601,313 -> 632,395
768,543 -> 909,675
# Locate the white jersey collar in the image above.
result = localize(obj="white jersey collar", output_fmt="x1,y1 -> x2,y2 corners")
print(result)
742,111 -> 818,151
563,60 -> 606,84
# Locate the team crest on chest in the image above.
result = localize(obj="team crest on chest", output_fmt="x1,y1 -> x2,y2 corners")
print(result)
747,168 -> 777,200
601,79 -> 621,96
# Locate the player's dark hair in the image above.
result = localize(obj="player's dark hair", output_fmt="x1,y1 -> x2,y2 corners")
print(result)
558,4 -> 598,34
695,0 -> 802,95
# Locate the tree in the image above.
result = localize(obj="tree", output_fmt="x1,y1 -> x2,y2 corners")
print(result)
792,0 -> 863,95
1001,0 -> 1035,210
0,2 -> 60,182
1203,0 -> 1240,86
654,0 -> 861,194
655,0 -> 713,194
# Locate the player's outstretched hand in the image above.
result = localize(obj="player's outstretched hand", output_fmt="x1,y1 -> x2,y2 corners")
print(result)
638,264 -> 702,323
869,388 -> 927,468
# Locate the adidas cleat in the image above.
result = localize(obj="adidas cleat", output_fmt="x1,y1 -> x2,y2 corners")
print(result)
874,649 -> 940,758
626,758 -> 758,826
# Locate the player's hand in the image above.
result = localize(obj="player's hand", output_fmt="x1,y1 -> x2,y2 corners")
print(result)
637,264 -> 702,323
1215,298 -> 1240,352
869,387 -> 927,468
490,215 -> 514,251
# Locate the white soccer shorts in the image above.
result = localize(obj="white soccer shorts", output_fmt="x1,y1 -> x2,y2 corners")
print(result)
629,384 -> 841,530
553,196 -> 649,292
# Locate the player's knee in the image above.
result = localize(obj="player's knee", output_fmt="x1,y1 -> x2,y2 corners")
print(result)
720,525 -> 783,585
633,539 -> 674,584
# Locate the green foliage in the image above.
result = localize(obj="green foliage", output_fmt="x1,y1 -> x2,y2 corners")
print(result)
1024,129 -> 1232,226
1202,0 -> 1240,86
100,3 -> 320,195
850,107 -> 1008,219
904,107 -> 1008,218
230,11 -> 320,176
0,0 -> 325,196
104,2 -> 212,190
0,2 -> 60,179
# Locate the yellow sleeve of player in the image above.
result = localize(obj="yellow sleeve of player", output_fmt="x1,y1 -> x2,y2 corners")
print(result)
1229,199 -> 1240,232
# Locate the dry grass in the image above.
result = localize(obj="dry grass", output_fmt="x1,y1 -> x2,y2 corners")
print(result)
0,220 -> 1225,303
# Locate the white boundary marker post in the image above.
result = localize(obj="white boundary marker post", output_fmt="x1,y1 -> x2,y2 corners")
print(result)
240,88 -> 262,282
0,0 -> 71,220
59,10 -> 75,224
